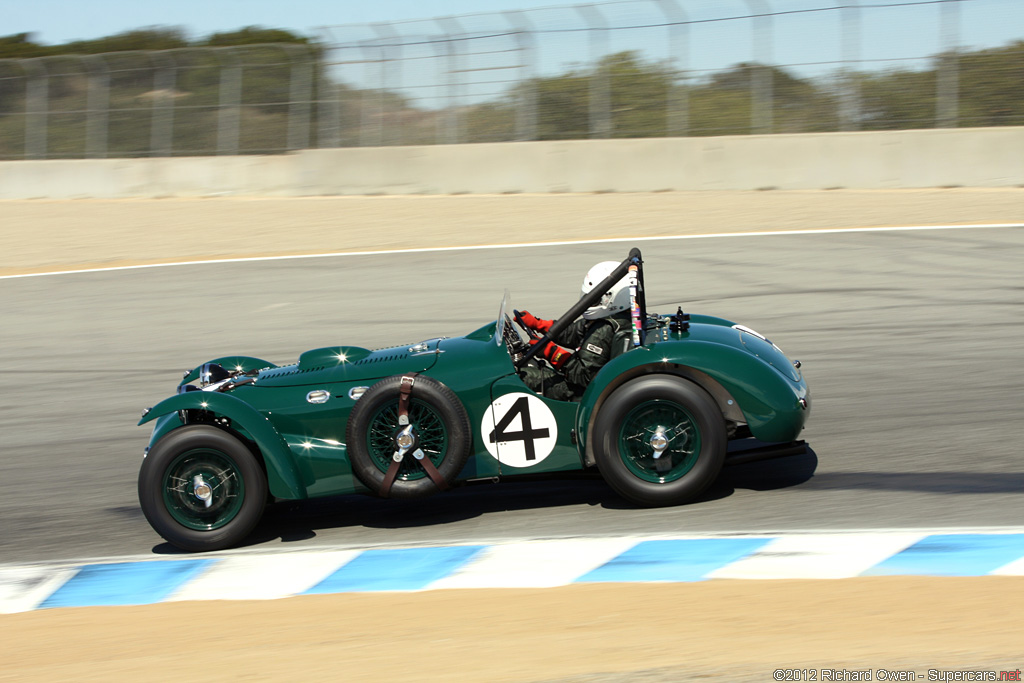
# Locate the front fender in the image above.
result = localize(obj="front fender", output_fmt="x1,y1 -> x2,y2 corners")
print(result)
139,391 -> 306,500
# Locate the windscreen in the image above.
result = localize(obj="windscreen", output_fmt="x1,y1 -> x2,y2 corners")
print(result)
494,289 -> 511,346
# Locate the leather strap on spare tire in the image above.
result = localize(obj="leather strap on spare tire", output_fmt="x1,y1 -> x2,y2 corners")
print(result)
378,375 -> 449,497
346,374 -> 472,500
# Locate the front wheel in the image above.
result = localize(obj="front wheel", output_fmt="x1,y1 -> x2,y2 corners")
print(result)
138,425 -> 267,552
593,375 -> 726,507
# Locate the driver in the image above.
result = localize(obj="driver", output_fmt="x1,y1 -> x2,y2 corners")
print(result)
516,261 -> 634,401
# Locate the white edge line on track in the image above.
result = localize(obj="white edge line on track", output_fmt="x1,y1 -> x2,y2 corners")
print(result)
3,222 -> 1022,281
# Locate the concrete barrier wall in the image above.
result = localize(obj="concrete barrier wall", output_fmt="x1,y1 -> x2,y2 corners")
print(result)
1,127 -> 1022,199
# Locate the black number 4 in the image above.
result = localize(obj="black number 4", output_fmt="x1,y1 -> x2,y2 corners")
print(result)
488,396 -> 550,461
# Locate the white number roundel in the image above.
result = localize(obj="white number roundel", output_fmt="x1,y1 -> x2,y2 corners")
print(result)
481,392 -> 558,468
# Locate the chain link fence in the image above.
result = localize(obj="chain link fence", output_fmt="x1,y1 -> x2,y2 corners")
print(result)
0,44 -> 315,159
1,0 -> 1021,158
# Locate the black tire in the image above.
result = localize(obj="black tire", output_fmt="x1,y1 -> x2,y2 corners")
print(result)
138,425 -> 267,552
593,375 -> 726,507
346,375 -> 471,499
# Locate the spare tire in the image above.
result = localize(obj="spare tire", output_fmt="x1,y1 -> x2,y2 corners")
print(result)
346,375 -> 472,499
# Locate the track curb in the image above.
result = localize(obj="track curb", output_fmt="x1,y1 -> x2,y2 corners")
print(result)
4,529 -> 1024,613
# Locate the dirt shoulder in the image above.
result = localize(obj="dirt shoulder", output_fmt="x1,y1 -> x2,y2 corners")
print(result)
1,189 -> 1021,276
3,578 -> 1023,681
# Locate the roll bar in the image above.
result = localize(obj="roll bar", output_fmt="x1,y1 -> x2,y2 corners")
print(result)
516,247 -> 646,367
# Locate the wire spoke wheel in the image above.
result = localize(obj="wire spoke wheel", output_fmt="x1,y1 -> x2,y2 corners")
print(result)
365,399 -> 449,481
618,399 -> 702,483
346,375 -> 471,499
139,425 -> 267,552
162,447 -> 246,531
594,375 -> 726,507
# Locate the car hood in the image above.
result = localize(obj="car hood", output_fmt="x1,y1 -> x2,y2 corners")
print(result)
253,339 -> 443,388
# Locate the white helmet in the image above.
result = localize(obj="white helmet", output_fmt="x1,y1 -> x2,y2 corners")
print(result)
581,261 -> 631,320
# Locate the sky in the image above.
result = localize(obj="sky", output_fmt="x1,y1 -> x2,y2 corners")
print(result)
5,0 -> 1023,50
5,0 -> 567,44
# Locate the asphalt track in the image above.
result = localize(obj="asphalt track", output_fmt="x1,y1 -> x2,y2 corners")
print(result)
2,226 -> 1022,564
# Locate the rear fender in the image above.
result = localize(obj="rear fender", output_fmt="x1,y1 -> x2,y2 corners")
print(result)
139,391 -> 306,499
577,343 -> 801,465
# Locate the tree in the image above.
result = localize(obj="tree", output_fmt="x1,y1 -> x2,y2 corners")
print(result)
62,28 -> 189,54
0,33 -> 50,59
203,27 -> 310,47
956,40 -> 1024,127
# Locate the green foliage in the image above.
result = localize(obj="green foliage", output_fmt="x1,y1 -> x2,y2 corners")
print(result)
858,68 -> 937,130
63,28 -> 190,54
0,33 -> 51,59
204,27 -> 309,47
689,63 -> 838,135
956,40 -> 1024,127
465,102 -> 516,143
524,52 -> 676,139
501,52 -> 840,140
535,68 -> 591,139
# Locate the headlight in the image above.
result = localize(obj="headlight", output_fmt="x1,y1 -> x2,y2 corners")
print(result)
199,362 -> 231,387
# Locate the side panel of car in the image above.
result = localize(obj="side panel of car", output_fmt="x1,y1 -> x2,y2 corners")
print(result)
234,383 -> 369,498
486,375 -> 585,474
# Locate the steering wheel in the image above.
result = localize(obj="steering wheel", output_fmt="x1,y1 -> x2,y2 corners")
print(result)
512,310 -> 541,340
502,314 -> 531,358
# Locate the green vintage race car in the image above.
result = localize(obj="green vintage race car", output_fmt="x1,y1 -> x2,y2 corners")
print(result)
138,249 -> 810,551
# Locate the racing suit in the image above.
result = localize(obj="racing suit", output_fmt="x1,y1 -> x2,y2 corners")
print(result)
519,312 -> 633,401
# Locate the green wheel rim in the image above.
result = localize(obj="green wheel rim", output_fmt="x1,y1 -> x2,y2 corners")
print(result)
162,448 -> 246,531
617,399 -> 702,483
366,398 -> 449,481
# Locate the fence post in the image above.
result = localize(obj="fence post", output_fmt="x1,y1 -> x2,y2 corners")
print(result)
371,23 -> 402,146
937,0 -> 961,128
150,52 -> 177,157
215,48 -> 242,155
282,44 -> 313,151
744,0 -> 773,134
357,39 -> 384,147
82,55 -> 110,158
839,1 -> 861,131
653,0 -> 689,137
503,10 -> 537,142
314,28 -> 342,148
575,3 -> 611,139
436,17 -> 465,144
23,58 -> 47,159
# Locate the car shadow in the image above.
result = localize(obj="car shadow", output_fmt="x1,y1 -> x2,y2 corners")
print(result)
260,445 -> 816,549
148,476 -> 622,554
149,444 -> 820,554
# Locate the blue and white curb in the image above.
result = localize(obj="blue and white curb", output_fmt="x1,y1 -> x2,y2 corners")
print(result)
4,529 -> 1024,613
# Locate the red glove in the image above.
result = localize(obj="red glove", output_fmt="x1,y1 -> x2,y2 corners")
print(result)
530,339 -> 573,369
517,310 -> 553,333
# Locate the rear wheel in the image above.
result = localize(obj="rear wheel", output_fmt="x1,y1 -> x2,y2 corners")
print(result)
593,375 -> 726,506
138,425 -> 267,552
